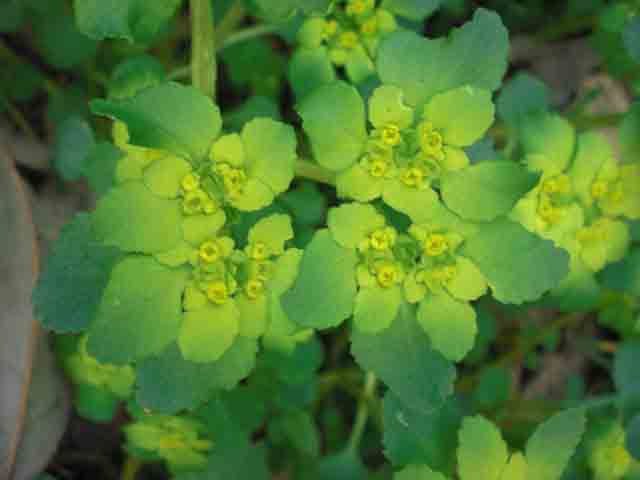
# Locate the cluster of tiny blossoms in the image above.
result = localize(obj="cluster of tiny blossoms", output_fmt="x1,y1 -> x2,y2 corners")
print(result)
298,0 -> 397,81
513,115 -> 640,275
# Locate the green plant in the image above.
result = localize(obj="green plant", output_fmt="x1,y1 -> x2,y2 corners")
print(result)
11,0 -> 640,478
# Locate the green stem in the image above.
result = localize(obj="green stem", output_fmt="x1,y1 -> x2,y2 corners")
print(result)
190,0 -> 216,98
121,456 -> 141,480
215,1 -> 247,44
169,24 -> 280,81
347,372 -> 377,454
295,159 -> 335,185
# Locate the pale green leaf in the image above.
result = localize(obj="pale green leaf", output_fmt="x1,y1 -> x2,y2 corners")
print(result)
351,304 -> 456,413
463,220 -> 570,304
441,161 -> 539,222
74,0 -> 182,43
520,113 -> 575,176
458,416 -> 509,480
178,302 -> 240,363
377,9 -> 508,108
92,182 -> 182,254
33,214 -> 123,333
282,230 -> 358,329
369,85 -> 415,130
86,256 -> 187,364
91,82 -> 222,161
525,409 -> 586,480
297,81 -> 367,171
425,86 -> 495,147
417,293 -> 477,362
354,285 -> 403,333
328,203 -> 386,249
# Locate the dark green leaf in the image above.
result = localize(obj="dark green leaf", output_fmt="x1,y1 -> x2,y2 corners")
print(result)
135,338 -> 258,414
74,0 -> 182,43
52,116 -> 95,181
383,392 -> 461,472
282,229 -> 358,329
351,304 -> 456,413
33,214 -> 123,333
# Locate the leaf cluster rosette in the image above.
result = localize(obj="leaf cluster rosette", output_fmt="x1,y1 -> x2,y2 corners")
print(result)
510,112 -> 640,310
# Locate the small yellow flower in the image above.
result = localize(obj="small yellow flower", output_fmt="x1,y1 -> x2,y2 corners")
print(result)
199,241 -> 221,263
360,17 -> 378,36
543,175 -> 571,195
401,167 -> 426,188
249,241 -> 268,261
369,158 -> 389,178
417,122 -> 444,160
245,279 -> 264,300
206,281 -> 229,305
322,20 -> 338,39
346,0 -> 368,15
381,124 -> 401,147
181,173 -> 200,192
537,196 -> 562,225
424,233 -> 448,257
376,262 -> 401,288
222,168 -> 247,195
339,31 -> 359,50
369,227 -> 396,251
183,189 -> 210,215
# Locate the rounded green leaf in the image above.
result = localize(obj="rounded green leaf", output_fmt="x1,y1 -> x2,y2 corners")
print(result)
91,82 -> 222,161
282,230 -> 358,329
336,164 -> 385,202
93,182 -> 182,254
136,339 -> 258,414
143,154 -> 192,198
109,55 -> 166,100
463,220 -> 570,304
242,117 -> 297,195
500,453 -> 527,480
328,203 -> 386,249
353,285 -> 403,333
497,72 -> 549,126
182,211 -> 226,246
351,303 -> 456,413
288,47 -> 337,100
236,295 -> 269,339
382,182 -> 440,222
52,116 -> 96,181
297,81 -> 367,171
447,257 -> 488,301
345,45 -> 375,84
74,0 -> 182,43
377,10 -> 508,108
520,113 -> 576,176
441,161 -> 539,222
268,249 -> 304,333
458,416 -> 509,480
425,86 -> 495,147
33,214 -> 123,333
179,303 -> 240,363
87,256 -> 187,364
525,408 -> 586,480
418,293 -> 477,362
369,85 -> 415,130
230,178 -> 275,212
248,214 -> 294,257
